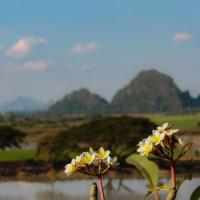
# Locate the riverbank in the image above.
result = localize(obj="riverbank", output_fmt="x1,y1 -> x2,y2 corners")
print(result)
0,159 -> 200,181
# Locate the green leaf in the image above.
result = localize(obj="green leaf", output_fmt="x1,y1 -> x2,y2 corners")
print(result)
190,185 -> 200,200
126,154 -> 159,188
165,189 -> 176,200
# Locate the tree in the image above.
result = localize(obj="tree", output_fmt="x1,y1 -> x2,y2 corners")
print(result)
0,125 -> 25,150
36,116 -> 156,160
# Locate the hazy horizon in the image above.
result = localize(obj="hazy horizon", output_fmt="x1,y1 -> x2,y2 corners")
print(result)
0,1 -> 200,104
0,68 -> 200,106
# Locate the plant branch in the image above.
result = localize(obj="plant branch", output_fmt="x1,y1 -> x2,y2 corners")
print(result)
170,159 -> 176,190
97,176 -> 105,200
154,190 -> 160,200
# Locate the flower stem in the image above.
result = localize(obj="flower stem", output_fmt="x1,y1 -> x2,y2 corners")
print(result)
97,176 -> 105,200
170,159 -> 176,190
154,190 -> 159,200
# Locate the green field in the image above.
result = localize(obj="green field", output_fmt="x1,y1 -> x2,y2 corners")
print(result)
0,114 -> 200,161
0,149 -> 36,161
146,113 -> 200,129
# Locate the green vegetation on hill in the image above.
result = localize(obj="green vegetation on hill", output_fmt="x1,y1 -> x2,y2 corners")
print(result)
111,69 -> 200,113
111,69 -> 183,113
47,69 -> 200,115
48,88 -> 108,115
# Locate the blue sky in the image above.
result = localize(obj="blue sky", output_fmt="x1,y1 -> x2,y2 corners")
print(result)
0,0 -> 200,104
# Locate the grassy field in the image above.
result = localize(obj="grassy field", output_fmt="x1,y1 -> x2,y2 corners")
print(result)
146,113 -> 200,129
0,149 -> 36,161
0,114 -> 199,161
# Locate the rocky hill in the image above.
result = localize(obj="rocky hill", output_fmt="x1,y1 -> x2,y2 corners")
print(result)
48,69 -> 200,115
48,88 -> 109,115
111,69 -> 200,113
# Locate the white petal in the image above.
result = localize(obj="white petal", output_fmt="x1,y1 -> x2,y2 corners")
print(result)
163,122 -> 169,129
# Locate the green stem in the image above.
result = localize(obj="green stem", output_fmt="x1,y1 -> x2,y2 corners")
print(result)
97,176 -> 105,200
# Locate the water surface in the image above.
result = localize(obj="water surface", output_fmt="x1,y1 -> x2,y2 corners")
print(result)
0,178 -> 199,200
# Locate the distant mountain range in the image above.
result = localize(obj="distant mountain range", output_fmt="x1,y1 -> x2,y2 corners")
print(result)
1,69 -> 200,114
48,69 -> 200,115
0,97 -> 46,112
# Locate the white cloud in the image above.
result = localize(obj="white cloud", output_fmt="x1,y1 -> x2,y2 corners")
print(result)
67,63 -> 94,70
0,61 -> 47,73
6,37 -> 47,58
71,41 -> 100,54
24,60 -> 47,71
172,32 -> 192,43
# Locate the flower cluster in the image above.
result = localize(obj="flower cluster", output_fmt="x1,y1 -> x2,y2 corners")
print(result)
64,147 -> 117,176
137,123 -> 179,158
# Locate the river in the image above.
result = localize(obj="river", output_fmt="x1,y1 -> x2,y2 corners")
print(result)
0,178 -> 199,200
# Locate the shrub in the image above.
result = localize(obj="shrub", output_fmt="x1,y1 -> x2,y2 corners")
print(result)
0,125 -> 25,150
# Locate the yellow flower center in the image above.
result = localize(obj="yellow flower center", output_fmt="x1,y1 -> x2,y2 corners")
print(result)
81,153 -> 95,165
151,135 -> 162,145
96,147 -> 110,159
143,143 -> 153,155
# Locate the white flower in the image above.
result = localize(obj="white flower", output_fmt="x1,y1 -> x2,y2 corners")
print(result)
157,122 -> 179,136
157,122 -> 169,132
96,147 -> 110,160
137,138 -> 153,156
178,137 -> 184,145
150,130 -> 165,145
64,163 -> 76,175
165,128 -> 179,136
